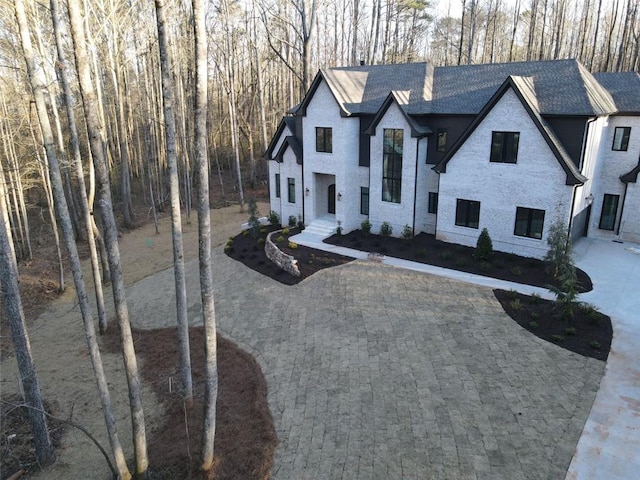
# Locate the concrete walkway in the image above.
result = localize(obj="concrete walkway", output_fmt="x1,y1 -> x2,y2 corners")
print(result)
291,231 -> 640,479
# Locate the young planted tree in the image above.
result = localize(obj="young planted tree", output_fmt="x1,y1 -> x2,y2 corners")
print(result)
154,0 -> 193,405
66,0 -> 148,475
193,0 -> 219,472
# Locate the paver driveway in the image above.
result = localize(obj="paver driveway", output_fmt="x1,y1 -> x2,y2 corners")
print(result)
129,249 -> 604,480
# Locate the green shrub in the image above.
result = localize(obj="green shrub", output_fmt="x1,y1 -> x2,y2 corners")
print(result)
288,241 -> 298,249
529,293 -> 541,304
288,215 -> 297,227
564,327 -> 576,336
590,340 -> 601,350
380,221 -> 393,236
282,228 -> 290,235
402,224 -> 413,240
475,228 -> 493,261
528,321 -> 539,329
297,215 -> 305,230
268,210 -> 280,226
529,311 -> 540,319
276,235 -> 285,242
361,219 -> 372,235
551,334 -> 565,342
242,229 -> 249,237
507,289 -> 519,300
509,298 -> 522,311
511,266 -> 522,276
257,238 -> 265,246
336,226 -> 343,235
247,198 -> 261,239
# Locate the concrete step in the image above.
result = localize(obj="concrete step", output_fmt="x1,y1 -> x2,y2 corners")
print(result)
303,219 -> 337,238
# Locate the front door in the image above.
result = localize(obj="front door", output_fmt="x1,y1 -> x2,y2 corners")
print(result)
328,184 -> 336,214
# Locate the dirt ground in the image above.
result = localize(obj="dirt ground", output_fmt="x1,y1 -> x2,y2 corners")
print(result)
1,201 -> 273,479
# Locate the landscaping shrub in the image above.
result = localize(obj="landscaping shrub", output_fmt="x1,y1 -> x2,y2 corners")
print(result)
380,222 -> 393,236
247,198 -> 260,239
361,219 -> 372,235
402,224 -> 413,240
288,215 -> 297,227
268,210 -> 280,226
475,228 -> 493,261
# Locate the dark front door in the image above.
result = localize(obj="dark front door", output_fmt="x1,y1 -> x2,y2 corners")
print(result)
583,204 -> 591,236
328,184 -> 336,214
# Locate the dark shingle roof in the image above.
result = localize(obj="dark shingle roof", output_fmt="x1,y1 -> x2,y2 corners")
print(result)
429,59 -> 616,115
593,72 -> 640,113
313,59 -> 617,117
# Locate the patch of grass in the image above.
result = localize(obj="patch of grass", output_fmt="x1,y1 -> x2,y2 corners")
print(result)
529,293 -> 541,304
590,340 -> 601,350
529,311 -> 540,319
564,327 -> 576,336
507,289 -> 519,300
509,298 -> 523,311
551,334 -> 565,342
510,266 -> 522,276
528,321 -> 539,329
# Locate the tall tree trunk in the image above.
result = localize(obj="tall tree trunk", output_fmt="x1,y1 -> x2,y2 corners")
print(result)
0,166 -> 55,468
66,1 -> 149,476
154,0 -> 193,406
50,0 -> 108,333
16,1 -> 130,477
194,0 -> 218,472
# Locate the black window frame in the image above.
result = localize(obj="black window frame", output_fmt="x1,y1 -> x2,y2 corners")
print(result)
316,127 -> 333,153
382,128 -> 403,204
428,192 -> 438,214
275,173 -> 281,198
514,207 -> 545,239
360,187 -> 369,215
599,194 -> 620,230
436,129 -> 448,152
287,177 -> 295,203
490,131 -> 520,164
612,127 -> 631,151
455,199 -> 480,229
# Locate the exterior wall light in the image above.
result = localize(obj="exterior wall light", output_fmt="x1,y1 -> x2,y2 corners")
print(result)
305,188 -> 310,196
337,192 -> 342,201
586,193 -> 594,205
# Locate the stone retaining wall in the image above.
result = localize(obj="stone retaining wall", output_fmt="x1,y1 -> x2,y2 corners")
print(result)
265,231 -> 300,277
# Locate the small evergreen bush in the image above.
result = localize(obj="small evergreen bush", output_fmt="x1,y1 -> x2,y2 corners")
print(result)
402,224 -> 413,240
380,221 -> 393,236
361,219 -> 372,235
268,210 -> 280,226
288,215 -> 297,227
475,228 -> 493,261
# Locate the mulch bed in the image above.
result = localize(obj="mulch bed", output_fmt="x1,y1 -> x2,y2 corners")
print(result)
101,327 -> 278,480
325,230 -> 593,292
494,289 -> 612,361
224,225 -> 353,285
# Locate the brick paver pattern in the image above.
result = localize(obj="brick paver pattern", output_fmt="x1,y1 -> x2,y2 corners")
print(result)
128,250 -> 604,480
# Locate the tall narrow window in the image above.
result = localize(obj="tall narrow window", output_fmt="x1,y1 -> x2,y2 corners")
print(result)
612,127 -> 631,151
455,199 -> 480,228
316,127 -> 332,153
287,177 -> 295,203
382,128 -> 403,203
275,173 -> 281,198
428,192 -> 438,214
436,129 -> 448,152
599,194 -> 619,230
514,207 -> 545,239
490,131 -> 520,163
360,187 -> 369,215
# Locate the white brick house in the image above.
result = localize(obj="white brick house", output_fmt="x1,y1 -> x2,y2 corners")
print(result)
264,60 -> 640,258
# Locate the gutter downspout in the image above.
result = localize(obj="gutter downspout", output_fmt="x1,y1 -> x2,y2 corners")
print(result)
617,182 -> 628,236
412,137 -> 421,237
568,116 -> 597,240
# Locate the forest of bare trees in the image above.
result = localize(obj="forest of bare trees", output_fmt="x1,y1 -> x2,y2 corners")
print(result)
0,0 -> 637,475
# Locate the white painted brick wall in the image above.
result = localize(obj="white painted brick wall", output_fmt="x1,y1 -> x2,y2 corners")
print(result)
436,89 -> 574,259
620,182 -> 640,243
302,81 -> 361,228
588,116 -> 640,240
368,102 -> 418,236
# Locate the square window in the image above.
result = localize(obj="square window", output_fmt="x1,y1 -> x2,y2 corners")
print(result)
612,127 -> 631,151
599,194 -> 619,230
360,187 -> 369,215
316,127 -> 332,153
490,131 -> 519,163
436,129 -> 447,152
455,199 -> 480,228
382,129 -> 403,203
287,177 -> 295,203
514,207 -> 545,239
428,192 -> 438,214
275,173 -> 281,198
